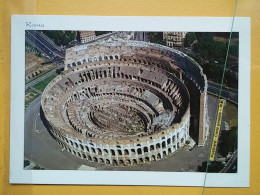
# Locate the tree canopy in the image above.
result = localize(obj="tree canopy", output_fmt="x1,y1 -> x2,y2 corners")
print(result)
43,31 -> 76,46
184,32 -> 196,47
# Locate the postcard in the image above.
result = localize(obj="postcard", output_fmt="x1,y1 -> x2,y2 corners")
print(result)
10,16 -> 250,187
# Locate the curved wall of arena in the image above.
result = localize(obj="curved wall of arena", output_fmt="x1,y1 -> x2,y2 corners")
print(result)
41,37 -> 208,166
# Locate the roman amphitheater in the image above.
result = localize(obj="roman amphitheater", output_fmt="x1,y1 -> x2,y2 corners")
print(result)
41,33 -> 209,166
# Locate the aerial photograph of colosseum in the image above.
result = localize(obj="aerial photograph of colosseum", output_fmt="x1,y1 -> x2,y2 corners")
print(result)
24,30 -> 238,173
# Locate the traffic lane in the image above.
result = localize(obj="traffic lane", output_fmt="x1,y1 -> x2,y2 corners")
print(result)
26,32 -> 64,58
208,85 -> 237,96
25,36 -> 57,59
36,31 -> 62,50
207,86 -> 238,103
27,31 -> 58,52
32,31 -> 64,56
208,82 -> 238,94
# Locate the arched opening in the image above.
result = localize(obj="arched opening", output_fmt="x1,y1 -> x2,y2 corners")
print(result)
157,153 -> 161,159
133,159 -> 137,165
85,146 -> 89,152
118,150 -> 122,156
162,141 -> 166,148
99,158 -> 104,163
172,136 -> 175,143
163,151 -> 167,156
152,155 -> 156,161
80,144 -> 84,150
124,149 -> 129,155
139,158 -> 144,163
167,138 -> 171,144
106,159 -> 110,164
119,160 -> 124,166
82,154 -> 86,159
150,145 -> 154,151
145,157 -> 149,162
111,149 -> 115,156
144,147 -> 148,153
112,160 -> 118,165
137,148 -> 142,155
88,155 -> 92,161
93,157 -> 98,162
131,149 -> 135,154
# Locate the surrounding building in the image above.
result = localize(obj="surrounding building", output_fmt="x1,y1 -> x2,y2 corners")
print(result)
41,32 -> 209,166
79,31 -> 96,43
163,32 -> 187,47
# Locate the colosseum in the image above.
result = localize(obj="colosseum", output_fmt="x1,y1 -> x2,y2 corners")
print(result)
41,32 -> 209,166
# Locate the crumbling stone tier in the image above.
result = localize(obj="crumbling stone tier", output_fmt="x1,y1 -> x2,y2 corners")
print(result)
41,35 -> 209,166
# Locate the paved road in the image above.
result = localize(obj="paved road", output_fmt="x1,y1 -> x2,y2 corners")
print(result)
24,95 -> 224,171
207,81 -> 238,103
24,96 -> 104,169
26,30 -> 64,59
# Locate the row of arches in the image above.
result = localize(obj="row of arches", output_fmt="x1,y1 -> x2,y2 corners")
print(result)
51,120 -> 189,165
62,66 -> 181,113
66,54 -> 120,69
55,136 -> 184,166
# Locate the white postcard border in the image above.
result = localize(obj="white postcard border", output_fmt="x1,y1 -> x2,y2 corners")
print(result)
10,16 -> 250,187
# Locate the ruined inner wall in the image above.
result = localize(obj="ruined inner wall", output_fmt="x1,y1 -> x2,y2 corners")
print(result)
64,39 -> 209,144
41,38 -> 208,166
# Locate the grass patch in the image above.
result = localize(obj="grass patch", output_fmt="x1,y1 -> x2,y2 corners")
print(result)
25,88 -> 40,108
25,67 -> 54,84
33,74 -> 57,92
224,102 -> 238,129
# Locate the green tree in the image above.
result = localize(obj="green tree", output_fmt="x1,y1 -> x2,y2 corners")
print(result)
43,31 -> 76,46
229,44 -> 238,57
218,127 -> 238,156
184,32 -> 196,47
149,32 -> 166,45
